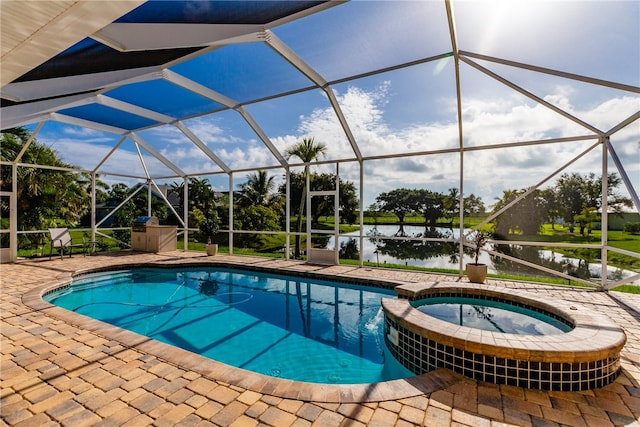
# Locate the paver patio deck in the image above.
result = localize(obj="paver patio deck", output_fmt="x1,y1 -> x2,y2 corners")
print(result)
2,251 -> 639,426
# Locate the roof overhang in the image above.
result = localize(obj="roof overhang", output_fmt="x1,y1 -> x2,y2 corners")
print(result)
0,0 -> 146,87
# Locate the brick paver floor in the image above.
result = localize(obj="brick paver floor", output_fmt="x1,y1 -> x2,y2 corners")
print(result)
2,251 -> 639,426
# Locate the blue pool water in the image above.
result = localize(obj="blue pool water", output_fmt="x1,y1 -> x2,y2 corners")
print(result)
45,267 -> 413,384
413,297 -> 572,335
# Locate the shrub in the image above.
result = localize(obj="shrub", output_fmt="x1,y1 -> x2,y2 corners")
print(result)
624,222 -> 640,234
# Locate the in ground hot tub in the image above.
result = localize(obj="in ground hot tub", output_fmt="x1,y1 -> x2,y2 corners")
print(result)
382,283 -> 626,391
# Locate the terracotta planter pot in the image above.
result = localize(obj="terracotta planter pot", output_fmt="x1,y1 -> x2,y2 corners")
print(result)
466,263 -> 487,283
206,244 -> 218,256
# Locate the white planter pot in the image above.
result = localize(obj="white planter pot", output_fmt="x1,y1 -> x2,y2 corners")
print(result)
206,244 -> 218,256
466,263 -> 487,283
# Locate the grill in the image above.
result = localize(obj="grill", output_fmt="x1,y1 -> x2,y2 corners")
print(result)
132,216 -> 158,232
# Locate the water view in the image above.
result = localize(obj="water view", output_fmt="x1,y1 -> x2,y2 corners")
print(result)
328,225 -> 638,285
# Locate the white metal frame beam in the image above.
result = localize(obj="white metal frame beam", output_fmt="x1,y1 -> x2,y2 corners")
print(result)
93,23 -> 264,52
1,67 -> 164,103
1,93 -> 96,129
445,0 -> 466,274
97,95 -> 175,124
174,121 -> 231,174
265,31 -> 363,162
460,51 -> 640,94
130,132 -> 186,178
50,112 -> 128,135
164,69 -> 288,167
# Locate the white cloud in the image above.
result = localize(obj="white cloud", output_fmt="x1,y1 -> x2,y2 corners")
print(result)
184,118 -> 247,145
219,145 -> 280,171
274,82 -> 639,207
60,126 -> 112,140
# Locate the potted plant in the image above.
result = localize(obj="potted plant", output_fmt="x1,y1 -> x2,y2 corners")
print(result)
199,214 -> 219,256
466,231 -> 490,283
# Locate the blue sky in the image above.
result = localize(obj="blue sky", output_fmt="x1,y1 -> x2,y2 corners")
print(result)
27,0 -> 639,210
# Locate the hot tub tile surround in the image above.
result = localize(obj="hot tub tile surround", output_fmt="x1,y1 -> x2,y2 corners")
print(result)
382,282 -> 627,391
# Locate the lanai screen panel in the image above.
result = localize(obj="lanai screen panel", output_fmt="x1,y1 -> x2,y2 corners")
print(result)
169,42 -> 316,104
1,0 -> 638,209
22,122 -> 126,173
331,63 -> 459,158
274,1 -> 452,81
105,80 -> 226,119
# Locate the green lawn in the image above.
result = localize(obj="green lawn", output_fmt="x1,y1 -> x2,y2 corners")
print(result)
540,224 -> 640,251
14,219 -> 639,293
537,224 -> 640,270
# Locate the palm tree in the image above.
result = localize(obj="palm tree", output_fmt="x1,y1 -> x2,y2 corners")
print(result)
169,180 -> 185,208
285,137 -> 327,258
189,177 -> 217,214
169,178 -> 217,230
237,170 -> 277,208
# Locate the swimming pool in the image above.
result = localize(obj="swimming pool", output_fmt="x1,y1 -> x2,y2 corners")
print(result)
44,266 -> 413,384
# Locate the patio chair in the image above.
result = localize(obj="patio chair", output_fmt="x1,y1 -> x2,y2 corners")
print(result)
48,228 -> 88,259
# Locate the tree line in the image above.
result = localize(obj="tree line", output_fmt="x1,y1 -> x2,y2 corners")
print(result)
373,173 -> 631,238
373,188 -> 485,226
491,173 -> 631,237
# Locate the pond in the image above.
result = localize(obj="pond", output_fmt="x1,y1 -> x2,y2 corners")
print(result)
327,225 -> 638,285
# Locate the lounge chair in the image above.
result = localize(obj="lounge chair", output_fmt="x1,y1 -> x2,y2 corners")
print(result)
48,228 -> 88,259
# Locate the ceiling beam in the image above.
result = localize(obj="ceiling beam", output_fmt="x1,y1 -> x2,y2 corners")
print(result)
97,94 -> 175,124
2,67 -> 164,102
92,23 -> 264,51
1,93 -> 95,130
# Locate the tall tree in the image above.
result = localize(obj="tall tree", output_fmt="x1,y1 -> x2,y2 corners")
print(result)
169,180 -> 185,209
574,206 -> 599,236
169,177 -> 219,228
442,188 -> 460,225
554,173 -> 590,230
553,172 -> 631,232
412,189 -> 444,227
539,187 -> 560,229
492,189 -> 548,237
189,177 -> 217,215
1,127 -> 91,248
376,188 -> 414,223
237,170 -> 279,208
284,137 -> 327,258
338,180 -> 358,225
463,194 -> 486,216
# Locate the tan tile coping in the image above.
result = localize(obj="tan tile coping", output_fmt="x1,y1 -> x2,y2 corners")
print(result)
21,259 -> 466,403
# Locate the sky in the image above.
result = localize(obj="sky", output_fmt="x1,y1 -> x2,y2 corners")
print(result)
25,0 -> 640,211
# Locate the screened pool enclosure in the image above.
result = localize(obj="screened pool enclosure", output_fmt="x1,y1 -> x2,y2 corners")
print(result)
1,1 -> 638,289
